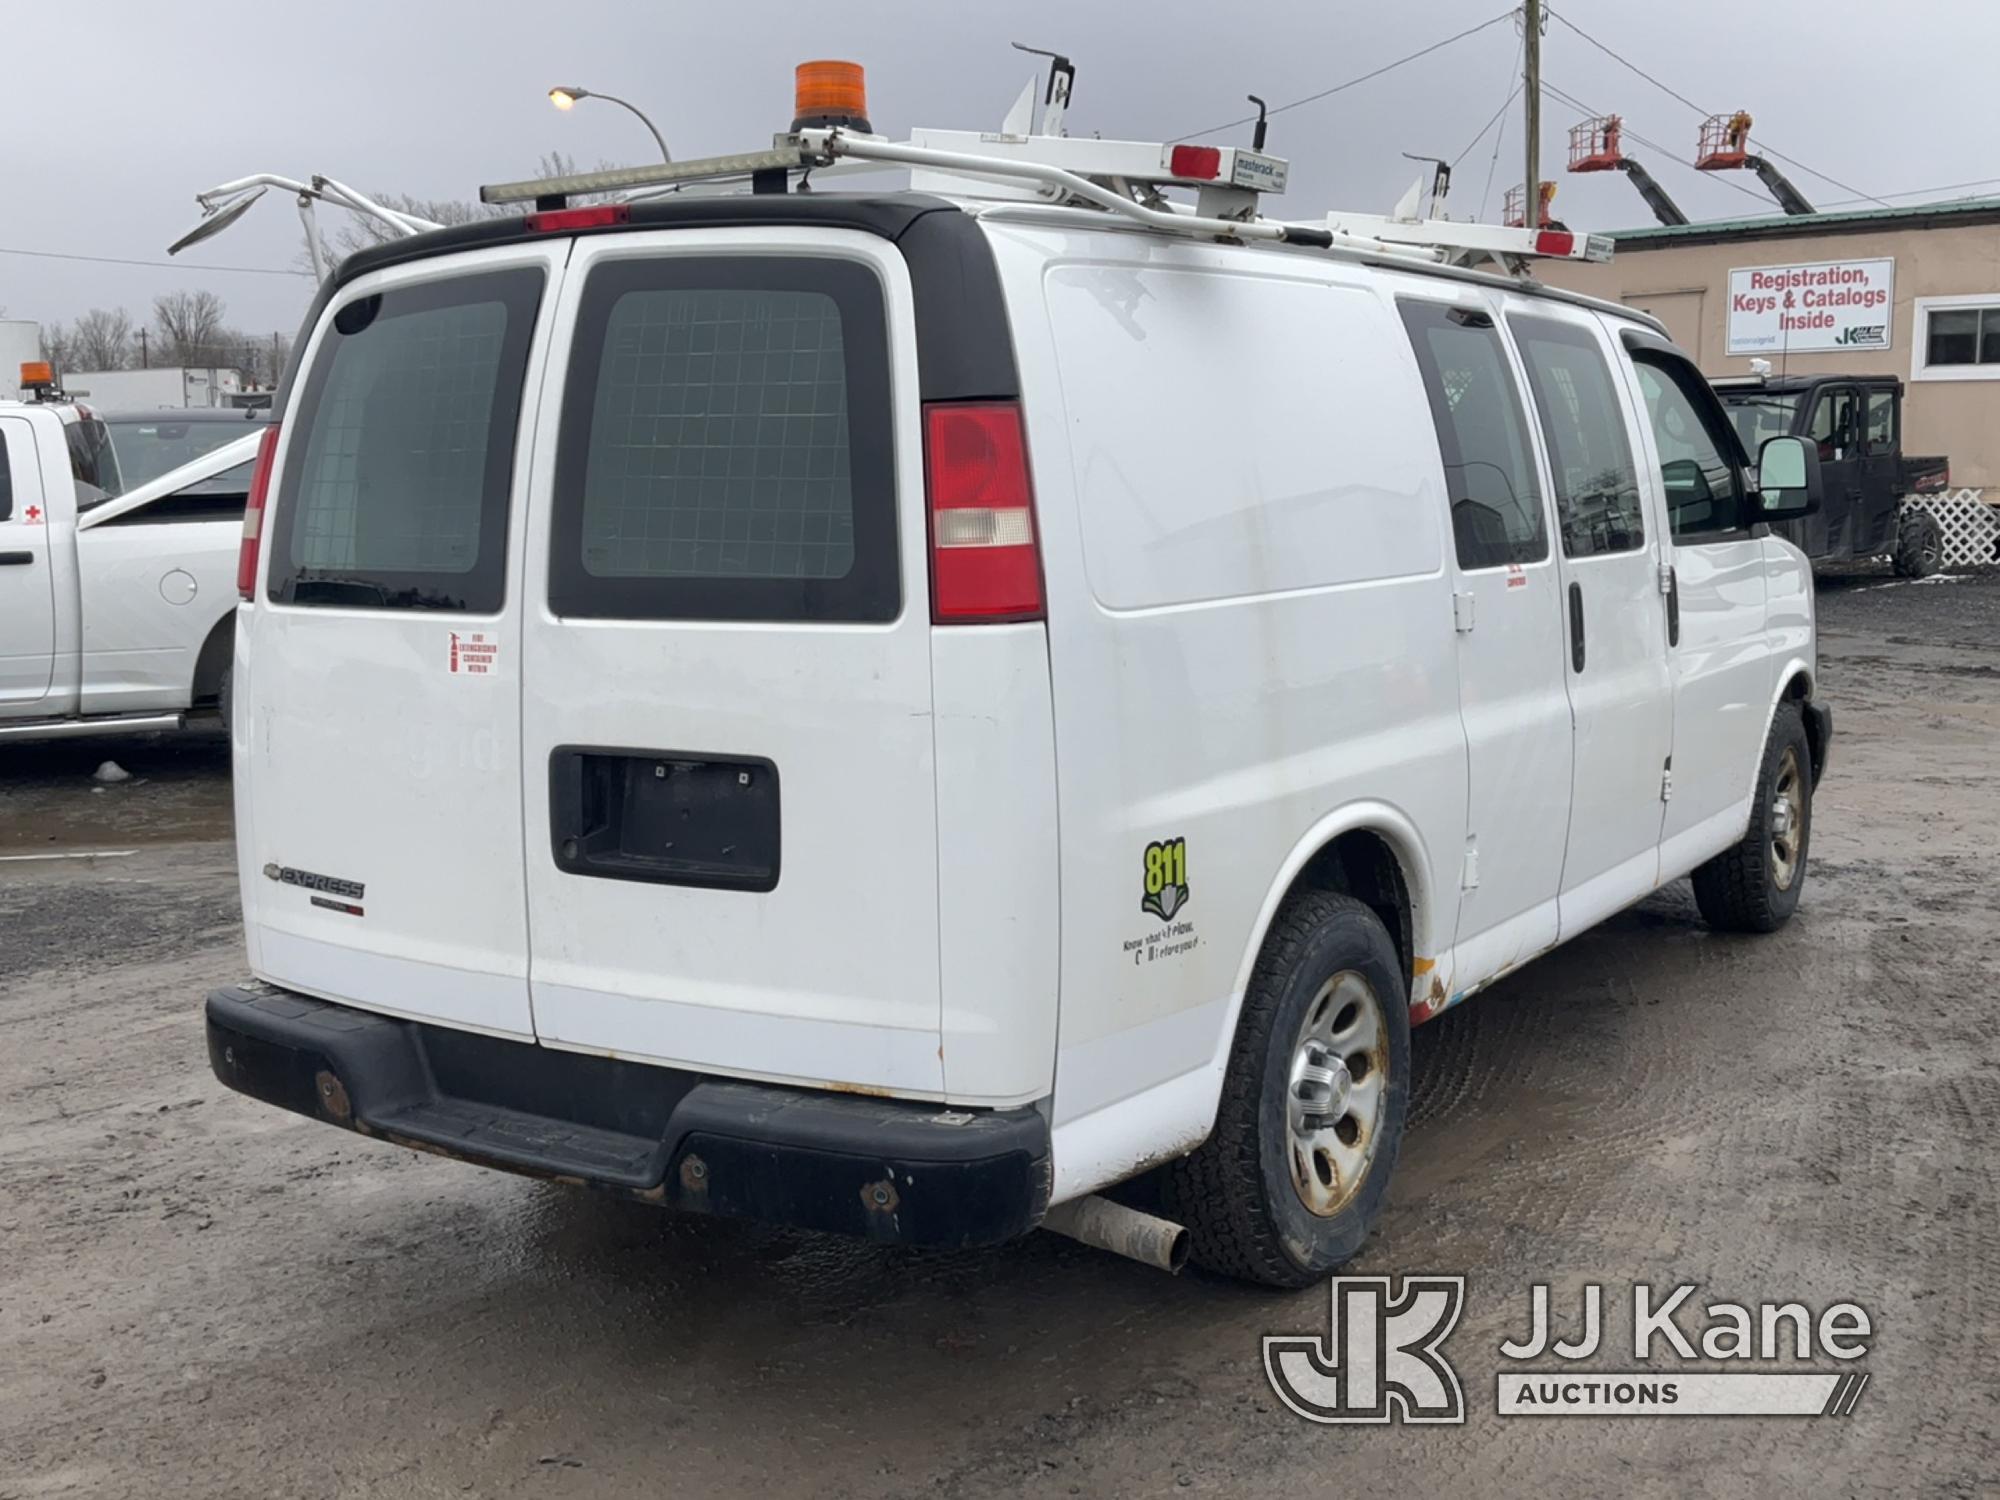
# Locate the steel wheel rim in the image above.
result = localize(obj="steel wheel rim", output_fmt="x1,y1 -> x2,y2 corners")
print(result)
1769,746 -> 1804,891
1285,970 -> 1389,1219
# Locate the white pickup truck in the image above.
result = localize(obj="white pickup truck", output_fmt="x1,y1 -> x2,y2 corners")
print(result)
0,384 -> 264,741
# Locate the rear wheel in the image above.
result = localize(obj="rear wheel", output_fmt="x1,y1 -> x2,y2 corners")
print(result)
1692,703 -> 1813,933
1892,507 -> 1942,579
1164,890 -> 1409,1287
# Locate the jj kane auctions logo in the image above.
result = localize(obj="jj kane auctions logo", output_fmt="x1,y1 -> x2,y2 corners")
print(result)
1265,1278 -> 1873,1422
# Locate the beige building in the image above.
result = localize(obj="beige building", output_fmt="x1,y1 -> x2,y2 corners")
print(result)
1541,197 -> 2000,492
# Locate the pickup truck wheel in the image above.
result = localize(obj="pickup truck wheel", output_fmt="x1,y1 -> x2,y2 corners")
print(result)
1893,508 -> 1942,579
1162,890 -> 1408,1287
1691,703 -> 1812,934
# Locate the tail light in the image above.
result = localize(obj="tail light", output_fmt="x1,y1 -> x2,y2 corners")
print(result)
923,402 -> 1043,623
238,423 -> 281,600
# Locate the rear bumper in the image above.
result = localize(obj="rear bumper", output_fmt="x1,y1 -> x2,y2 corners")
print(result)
205,983 -> 1050,1248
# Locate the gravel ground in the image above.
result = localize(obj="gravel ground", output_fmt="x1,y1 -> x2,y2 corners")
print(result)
1,574 -> 1996,1498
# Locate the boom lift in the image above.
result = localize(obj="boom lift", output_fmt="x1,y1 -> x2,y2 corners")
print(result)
1568,115 -> 1687,227
1695,111 -> 1814,216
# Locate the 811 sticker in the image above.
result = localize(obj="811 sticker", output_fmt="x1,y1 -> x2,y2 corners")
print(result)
1141,836 -> 1191,920
1127,836 -> 1198,967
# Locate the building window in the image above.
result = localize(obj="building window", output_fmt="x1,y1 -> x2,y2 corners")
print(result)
1912,296 -> 2000,382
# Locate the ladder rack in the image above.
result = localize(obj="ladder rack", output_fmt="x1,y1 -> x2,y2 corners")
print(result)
478,127 -> 1612,273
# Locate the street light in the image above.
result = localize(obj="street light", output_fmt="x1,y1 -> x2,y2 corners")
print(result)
547,85 -> 671,163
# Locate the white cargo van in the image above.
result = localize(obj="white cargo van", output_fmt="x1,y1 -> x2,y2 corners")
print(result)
207,98 -> 1831,1285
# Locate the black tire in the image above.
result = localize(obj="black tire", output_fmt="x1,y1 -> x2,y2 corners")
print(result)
1892,508 -> 1942,579
1162,890 -> 1409,1287
1691,703 -> 1813,933
218,663 -> 233,732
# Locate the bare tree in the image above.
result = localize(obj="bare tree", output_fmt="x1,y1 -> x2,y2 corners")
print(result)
70,308 -> 135,372
39,322 -> 73,372
153,290 -> 228,365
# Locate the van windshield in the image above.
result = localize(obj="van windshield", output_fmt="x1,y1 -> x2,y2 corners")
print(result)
265,270 -> 544,610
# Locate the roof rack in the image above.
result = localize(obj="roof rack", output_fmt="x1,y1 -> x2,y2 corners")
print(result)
175,56 -> 1616,281
479,126 -> 1611,274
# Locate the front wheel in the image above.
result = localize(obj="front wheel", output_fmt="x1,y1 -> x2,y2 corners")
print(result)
1163,890 -> 1409,1287
1692,703 -> 1813,933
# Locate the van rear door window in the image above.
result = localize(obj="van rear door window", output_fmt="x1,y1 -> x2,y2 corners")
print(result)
1398,301 -> 1547,570
1509,315 -> 1645,558
548,256 -> 897,623
267,269 -> 542,610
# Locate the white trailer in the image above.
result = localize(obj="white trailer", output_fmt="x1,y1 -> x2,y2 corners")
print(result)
59,366 -> 245,410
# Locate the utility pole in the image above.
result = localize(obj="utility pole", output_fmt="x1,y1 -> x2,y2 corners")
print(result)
137,329 -> 148,369
1523,0 -> 1542,226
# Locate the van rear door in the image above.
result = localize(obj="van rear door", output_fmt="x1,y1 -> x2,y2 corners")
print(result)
240,245 -> 563,1039
518,230 -> 945,1096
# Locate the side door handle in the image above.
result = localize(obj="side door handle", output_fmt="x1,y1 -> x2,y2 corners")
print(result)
1667,566 -> 1680,648
0,550 -> 35,566
1568,581 -> 1586,672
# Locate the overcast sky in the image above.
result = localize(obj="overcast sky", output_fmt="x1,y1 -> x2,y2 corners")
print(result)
4,0 -> 1995,342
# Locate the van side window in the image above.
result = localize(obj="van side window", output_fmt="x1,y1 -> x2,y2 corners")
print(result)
1633,357 -> 1744,537
0,436 -> 12,521
549,256 -> 897,623
267,269 -> 543,611
1398,301 -> 1546,570
1508,316 -> 1645,558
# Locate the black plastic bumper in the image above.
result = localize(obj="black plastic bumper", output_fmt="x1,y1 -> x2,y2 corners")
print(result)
1804,699 -> 1834,786
206,983 -> 1050,1248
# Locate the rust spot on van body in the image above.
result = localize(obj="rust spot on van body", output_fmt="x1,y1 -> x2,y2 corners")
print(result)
1408,969 -> 1449,1025
824,1080 -> 894,1099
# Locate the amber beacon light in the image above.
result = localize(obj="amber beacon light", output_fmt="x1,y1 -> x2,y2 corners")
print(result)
792,60 -> 872,133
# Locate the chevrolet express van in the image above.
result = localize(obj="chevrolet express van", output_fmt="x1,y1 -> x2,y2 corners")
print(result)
205,122 -> 1831,1286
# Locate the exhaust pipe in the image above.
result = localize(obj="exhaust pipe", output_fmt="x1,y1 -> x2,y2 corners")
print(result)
1040,1195 -> 1190,1274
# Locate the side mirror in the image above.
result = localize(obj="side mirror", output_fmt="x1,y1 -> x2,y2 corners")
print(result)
1756,434 -> 1822,519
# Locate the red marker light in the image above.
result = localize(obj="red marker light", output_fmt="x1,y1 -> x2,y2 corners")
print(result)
1168,145 -> 1222,181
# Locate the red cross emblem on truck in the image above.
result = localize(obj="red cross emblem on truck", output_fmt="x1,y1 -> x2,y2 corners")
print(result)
23,505 -> 41,523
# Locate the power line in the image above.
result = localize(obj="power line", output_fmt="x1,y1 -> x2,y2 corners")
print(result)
1544,8 -> 1890,208
1456,81 -> 1522,169
1455,29 -> 1526,168
1819,176 -> 2000,209
1171,9 -> 1518,142
1479,94 -> 1512,221
0,245 -> 312,278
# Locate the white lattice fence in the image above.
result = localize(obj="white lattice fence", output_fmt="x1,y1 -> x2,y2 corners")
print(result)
1910,489 -> 1998,570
